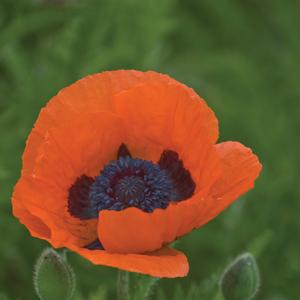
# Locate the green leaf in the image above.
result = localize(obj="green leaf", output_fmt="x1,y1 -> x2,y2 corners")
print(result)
33,248 -> 76,300
220,253 -> 260,300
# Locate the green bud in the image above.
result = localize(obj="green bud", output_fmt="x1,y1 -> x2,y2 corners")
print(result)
220,253 -> 260,300
33,248 -> 75,300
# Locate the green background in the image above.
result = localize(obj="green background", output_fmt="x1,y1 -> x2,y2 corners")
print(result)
0,0 -> 299,299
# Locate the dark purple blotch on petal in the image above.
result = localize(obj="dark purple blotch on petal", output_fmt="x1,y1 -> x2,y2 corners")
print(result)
84,239 -> 104,250
68,175 -> 98,219
158,150 -> 195,201
117,143 -> 131,158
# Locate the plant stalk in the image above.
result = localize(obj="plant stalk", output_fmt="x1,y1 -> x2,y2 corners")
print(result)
117,270 -> 130,300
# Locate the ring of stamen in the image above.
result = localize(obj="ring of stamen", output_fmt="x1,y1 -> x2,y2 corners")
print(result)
89,156 -> 173,213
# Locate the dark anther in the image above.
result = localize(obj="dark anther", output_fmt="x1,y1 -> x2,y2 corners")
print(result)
84,239 -> 104,250
158,150 -> 195,201
67,175 -> 97,219
117,143 -> 131,158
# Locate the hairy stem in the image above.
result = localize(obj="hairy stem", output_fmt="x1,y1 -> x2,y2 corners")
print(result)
117,270 -> 130,300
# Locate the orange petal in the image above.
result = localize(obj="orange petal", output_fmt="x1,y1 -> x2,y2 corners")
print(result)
113,78 -> 218,165
12,199 -> 51,240
137,141 -> 261,245
68,244 -> 189,278
13,174 -> 98,248
97,202 -> 197,254
195,141 -> 262,227
13,111 -> 126,248
22,70 -> 171,176
98,207 -> 167,253
97,174 -> 217,255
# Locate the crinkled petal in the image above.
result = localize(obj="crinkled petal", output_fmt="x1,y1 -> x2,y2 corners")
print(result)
194,141 -> 262,227
12,200 -> 51,240
13,112 -> 126,248
22,70 -> 172,176
113,78 -> 219,165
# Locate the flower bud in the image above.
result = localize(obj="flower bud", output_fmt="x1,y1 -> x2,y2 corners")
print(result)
33,248 -> 75,300
220,253 -> 260,300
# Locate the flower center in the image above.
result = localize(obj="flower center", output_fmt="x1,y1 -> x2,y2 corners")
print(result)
115,176 -> 146,204
89,156 -> 173,213
67,144 -> 196,226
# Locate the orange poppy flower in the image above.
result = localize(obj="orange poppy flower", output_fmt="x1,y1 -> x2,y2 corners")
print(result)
12,70 -> 262,278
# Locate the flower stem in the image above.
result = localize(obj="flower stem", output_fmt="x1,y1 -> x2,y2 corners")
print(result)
213,291 -> 224,300
117,270 -> 130,300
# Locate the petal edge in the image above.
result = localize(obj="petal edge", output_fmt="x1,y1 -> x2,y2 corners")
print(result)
195,141 -> 262,227
69,245 -> 189,278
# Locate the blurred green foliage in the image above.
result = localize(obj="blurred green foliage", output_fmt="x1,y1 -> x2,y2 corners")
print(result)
0,0 -> 299,299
